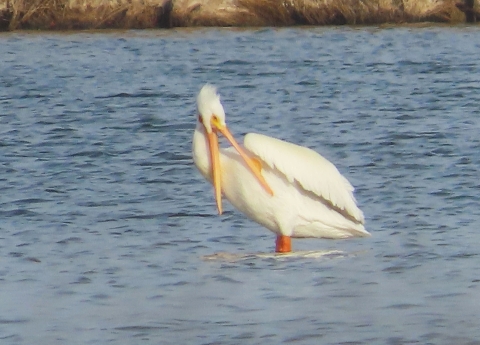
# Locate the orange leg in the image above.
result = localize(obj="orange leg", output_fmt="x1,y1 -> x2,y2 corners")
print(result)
275,235 -> 292,253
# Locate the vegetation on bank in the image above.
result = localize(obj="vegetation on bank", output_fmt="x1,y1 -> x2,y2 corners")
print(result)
0,0 -> 473,31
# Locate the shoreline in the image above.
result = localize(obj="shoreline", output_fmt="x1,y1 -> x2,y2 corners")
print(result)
0,0 -> 474,31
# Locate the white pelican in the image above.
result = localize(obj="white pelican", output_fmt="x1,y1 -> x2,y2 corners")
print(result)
192,84 -> 369,253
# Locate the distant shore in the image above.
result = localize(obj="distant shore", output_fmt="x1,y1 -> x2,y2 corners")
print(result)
0,0 -> 474,31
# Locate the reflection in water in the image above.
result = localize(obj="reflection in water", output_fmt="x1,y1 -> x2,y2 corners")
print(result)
1,27 -> 480,344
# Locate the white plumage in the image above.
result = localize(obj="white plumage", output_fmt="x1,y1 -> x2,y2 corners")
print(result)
192,84 -> 369,252
244,133 -> 365,224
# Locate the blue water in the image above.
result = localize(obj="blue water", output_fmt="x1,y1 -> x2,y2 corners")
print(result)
1,27 -> 480,345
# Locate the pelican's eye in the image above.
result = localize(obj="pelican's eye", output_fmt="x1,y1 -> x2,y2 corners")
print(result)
211,115 -> 219,127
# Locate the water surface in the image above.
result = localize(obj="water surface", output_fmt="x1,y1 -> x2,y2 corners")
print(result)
1,27 -> 480,345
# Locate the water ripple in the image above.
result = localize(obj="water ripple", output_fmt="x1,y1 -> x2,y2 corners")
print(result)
1,27 -> 480,345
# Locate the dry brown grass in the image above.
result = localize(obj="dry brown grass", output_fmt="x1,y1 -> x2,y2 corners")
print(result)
170,0 -> 251,26
232,0 -> 463,26
403,0 -> 463,22
170,0 -> 463,27
5,0 -> 172,30
0,0 -> 466,30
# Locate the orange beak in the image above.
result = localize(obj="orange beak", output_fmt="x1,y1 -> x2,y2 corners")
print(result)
207,130 -> 223,215
206,120 -> 274,215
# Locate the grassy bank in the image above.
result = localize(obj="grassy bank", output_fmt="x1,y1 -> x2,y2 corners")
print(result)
0,0 -> 468,31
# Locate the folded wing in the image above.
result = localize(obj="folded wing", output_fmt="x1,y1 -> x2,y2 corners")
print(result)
244,133 -> 364,224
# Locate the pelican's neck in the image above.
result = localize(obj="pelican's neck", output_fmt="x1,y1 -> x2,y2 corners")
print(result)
192,123 -> 212,182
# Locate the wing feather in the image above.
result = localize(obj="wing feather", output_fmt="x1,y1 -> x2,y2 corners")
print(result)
244,133 -> 364,224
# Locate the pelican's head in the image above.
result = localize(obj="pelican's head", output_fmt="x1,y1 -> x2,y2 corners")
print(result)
196,84 -> 226,134
195,84 -> 274,215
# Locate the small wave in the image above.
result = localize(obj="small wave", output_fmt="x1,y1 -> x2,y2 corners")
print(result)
95,92 -> 162,99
